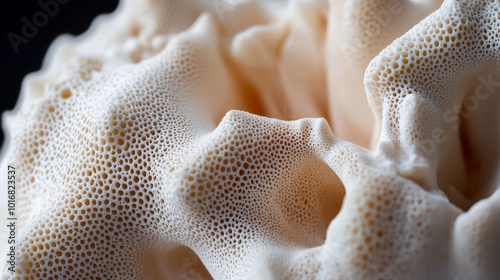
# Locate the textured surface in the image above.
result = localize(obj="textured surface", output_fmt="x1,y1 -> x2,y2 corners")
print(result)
1,0 -> 499,279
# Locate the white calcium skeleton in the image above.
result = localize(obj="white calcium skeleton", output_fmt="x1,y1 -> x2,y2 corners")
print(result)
1,0 -> 499,279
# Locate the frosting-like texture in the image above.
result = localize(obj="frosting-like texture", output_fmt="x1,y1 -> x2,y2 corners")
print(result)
1,0 -> 499,279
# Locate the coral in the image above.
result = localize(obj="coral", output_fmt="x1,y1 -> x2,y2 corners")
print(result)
1,0 -> 499,279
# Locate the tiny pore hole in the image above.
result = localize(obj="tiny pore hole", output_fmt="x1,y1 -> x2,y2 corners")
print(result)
61,88 -> 72,99
130,23 -> 141,37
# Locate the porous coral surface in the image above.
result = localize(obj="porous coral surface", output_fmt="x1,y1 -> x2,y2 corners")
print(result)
1,0 -> 499,279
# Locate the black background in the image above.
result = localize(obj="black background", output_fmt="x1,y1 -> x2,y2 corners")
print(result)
0,0 -> 119,147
